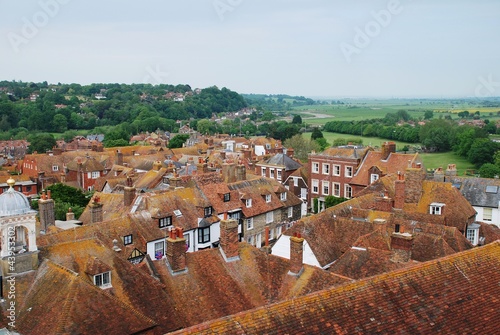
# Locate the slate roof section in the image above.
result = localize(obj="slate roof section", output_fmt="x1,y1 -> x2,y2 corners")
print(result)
170,241 -> 500,335
259,153 -> 302,171
455,177 -> 500,208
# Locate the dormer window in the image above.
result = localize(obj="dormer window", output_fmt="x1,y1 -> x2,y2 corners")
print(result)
123,234 -> 133,245
223,193 -> 230,202
265,194 -> 271,203
204,206 -> 213,217
246,199 -> 252,208
280,192 -> 287,201
52,165 -> 59,172
430,203 -> 444,215
466,223 -> 480,246
370,173 -> 379,184
159,216 -> 172,228
94,272 -> 111,288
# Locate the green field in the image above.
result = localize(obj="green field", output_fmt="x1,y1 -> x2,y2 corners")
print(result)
292,99 -> 500,125
419,152 -> 476,176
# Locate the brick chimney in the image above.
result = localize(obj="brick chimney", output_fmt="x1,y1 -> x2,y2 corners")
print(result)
124,186 -> 136,207
394,172 -> 405,209
404,165 -> 426,204
219,213 -> 240,261
390,232 -> 413,263
166,227 -> 187,274
153,160 -> 162,171
196,157 -> 208,174
66,207 -> 75,221
116,150 -> 123,165
433,167 -> 444,182
169,169 -> 182,188
243,149 -> 252,160
372,218 -> 387,233
287,148 -> 294,158
445,164 -> 457,181
235,163 -> 246,182
288,233 -> 304,276
222,161 -> 236,183
89,196 -> 103,224
38,191 -> 55,231
288,178 -> 295,194
381,141 -> 396,160
374,193 -> 393,212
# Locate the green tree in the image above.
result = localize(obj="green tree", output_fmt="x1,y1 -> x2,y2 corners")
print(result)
292,114 -> 302,124
324,196 -> 348,209
168,134 -> 189,148
283,134 -> 320,162
467,138 -> 499,167
424,110 -> 434,120
197,119 -> 213,135
261,111 -> 275,122
52,114 -> 68,133
311,127 -> 324,140
27,133 -> 57,153
315,137 -> 330,151
419,119 -> 455,152
479,163 -> 500,179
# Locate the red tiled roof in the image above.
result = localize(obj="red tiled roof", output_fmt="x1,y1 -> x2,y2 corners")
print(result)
170,241 -> 500,334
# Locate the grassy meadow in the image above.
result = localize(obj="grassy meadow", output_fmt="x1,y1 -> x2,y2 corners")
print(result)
297,98 -> 488,176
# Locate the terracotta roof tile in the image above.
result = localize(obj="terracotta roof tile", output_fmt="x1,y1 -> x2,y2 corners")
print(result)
170,241 -> 500,334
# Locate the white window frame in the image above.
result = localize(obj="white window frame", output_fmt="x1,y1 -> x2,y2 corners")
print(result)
288,206 -> 293,218
293,177 -> 298,187
345,184 -> 352,199
246,218 -> 254,230
333,165 -> 341,176
483,207 -> 492,221
52,165 -> 59,172
312,162 -> 319,173
345,166 -> 353,178
270,168 -> 275,179
280,192 -> 287,201
261,167 -> 267,177
312,179 -> 319,194
94,272 -> 111,288
333,183 -> 341,197
265,194 -> 271,203
91,171 -> 100,179
466,228 -> 479,246
300,188 -> 307,199
266,211 -> 274,223
154,240 -> 165,259
322,181 -> 329,195
370,173 -> 379,184
277,169 -> 282,181
246,199 -> 252,208
430,204 -> 443,215
322,163 -> 330,175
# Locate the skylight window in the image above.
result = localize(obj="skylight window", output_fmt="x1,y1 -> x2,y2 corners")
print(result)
173,209 -> 182,217
486,185 -> 498,194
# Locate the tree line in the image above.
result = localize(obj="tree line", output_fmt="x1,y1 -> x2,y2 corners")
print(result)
324,111 -> 500,174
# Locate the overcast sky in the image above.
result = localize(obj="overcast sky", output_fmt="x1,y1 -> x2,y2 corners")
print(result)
1,0 -> 499,98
